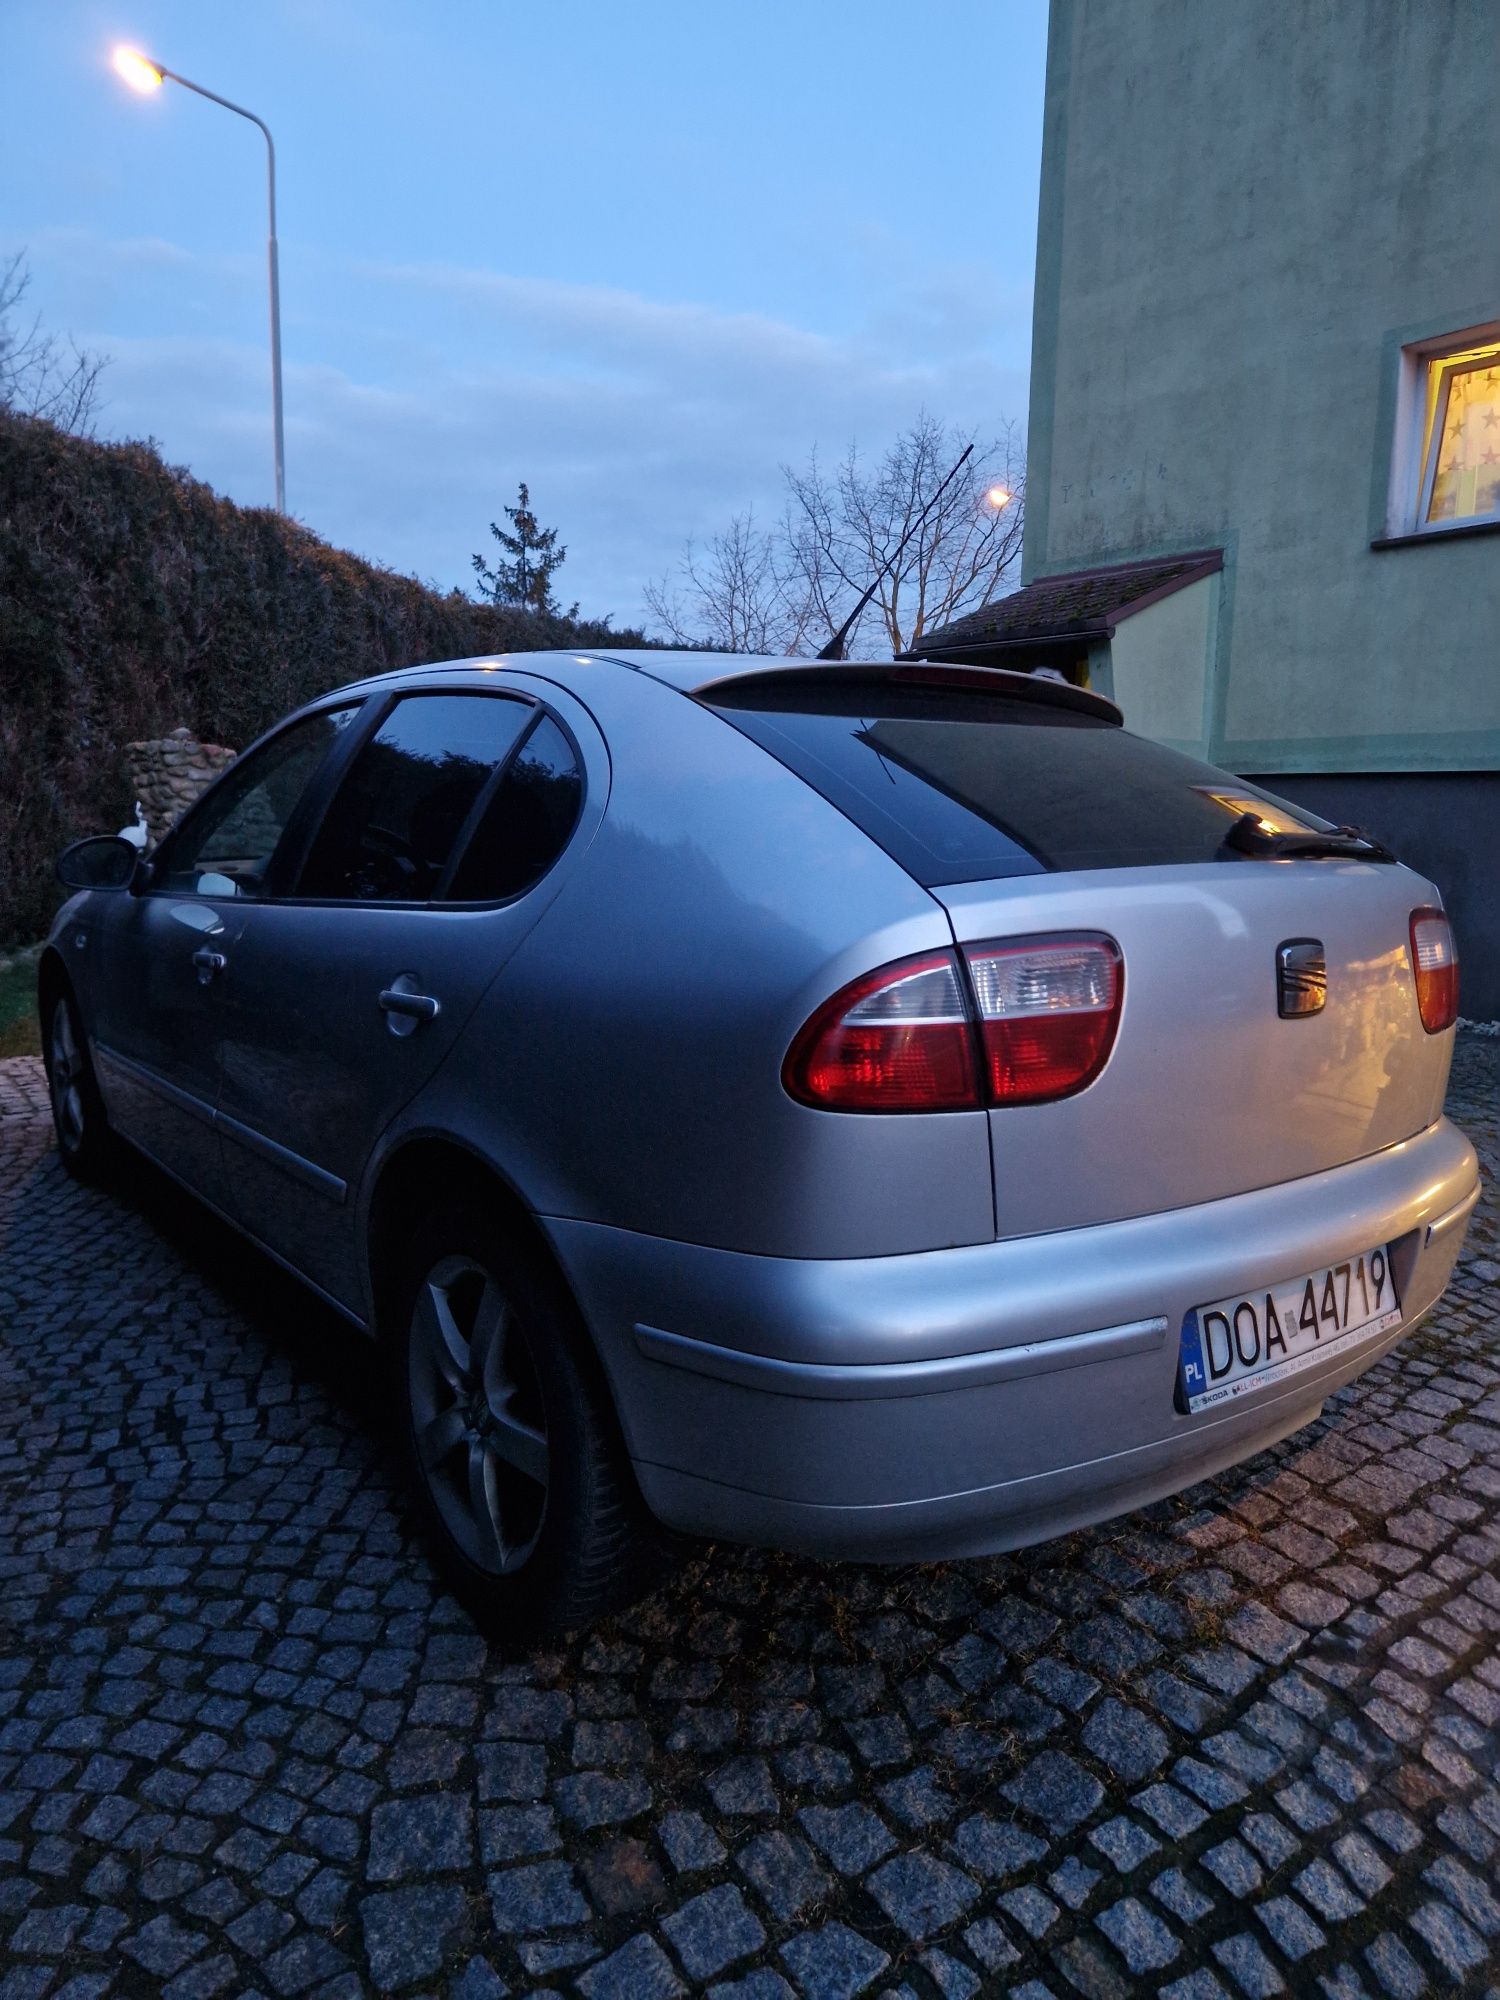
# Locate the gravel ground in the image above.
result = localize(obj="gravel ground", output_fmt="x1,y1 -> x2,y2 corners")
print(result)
1,1043 -> 1498,1999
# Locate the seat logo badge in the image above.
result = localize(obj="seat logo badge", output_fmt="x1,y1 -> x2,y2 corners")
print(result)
1277,938 -> 1326,1018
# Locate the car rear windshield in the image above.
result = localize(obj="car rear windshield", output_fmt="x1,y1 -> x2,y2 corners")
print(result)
704,680 -> 1329,885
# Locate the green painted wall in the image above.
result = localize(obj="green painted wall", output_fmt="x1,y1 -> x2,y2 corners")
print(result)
1108,573 -> 1216,754
1027,0 -> 1500,772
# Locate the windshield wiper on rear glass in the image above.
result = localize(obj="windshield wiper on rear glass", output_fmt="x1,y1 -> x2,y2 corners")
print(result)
1219,811 -> 1396,863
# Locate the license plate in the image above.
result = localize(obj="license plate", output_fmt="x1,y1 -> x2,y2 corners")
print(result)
1178,1247 -> 1401,1412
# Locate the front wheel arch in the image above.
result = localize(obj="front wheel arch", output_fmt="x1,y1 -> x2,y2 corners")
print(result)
36,947 -> 70,1028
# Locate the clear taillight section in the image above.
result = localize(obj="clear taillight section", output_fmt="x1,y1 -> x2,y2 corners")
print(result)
784,933 -> 1123,1112
1409,908 -> 1458,1033
783,950 -> 979,1111
966,933 -> 1124,1104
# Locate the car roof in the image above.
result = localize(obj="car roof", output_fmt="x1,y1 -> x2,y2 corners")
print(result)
331,650 -> 1122,725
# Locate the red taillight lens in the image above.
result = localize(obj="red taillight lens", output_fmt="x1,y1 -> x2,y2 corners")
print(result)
1409,908 -> 1458,1033
783,950 -> 981,1111
965,933 -> 1124,1104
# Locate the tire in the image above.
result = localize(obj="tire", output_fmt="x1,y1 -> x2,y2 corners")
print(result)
387,1197 -> 667,1641
42,984 -> 116,1184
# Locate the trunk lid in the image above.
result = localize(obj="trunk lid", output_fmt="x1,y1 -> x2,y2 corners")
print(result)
695,662 -> 1453,1237
936,859 -> 1452,1236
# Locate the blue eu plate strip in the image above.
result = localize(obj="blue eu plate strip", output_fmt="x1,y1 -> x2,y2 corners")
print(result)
1178,1309 -> 1207,1406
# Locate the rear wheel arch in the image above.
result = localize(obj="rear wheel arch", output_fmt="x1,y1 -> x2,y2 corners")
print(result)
365,1135 -> 668,1633
364,1139 -> 589,1356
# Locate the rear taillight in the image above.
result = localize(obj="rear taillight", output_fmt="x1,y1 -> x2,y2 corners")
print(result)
1409,908 -> 1458,1033
783,950 -> 979,1111
784,933 -> 1123,1112
966,933 -> 1124,1104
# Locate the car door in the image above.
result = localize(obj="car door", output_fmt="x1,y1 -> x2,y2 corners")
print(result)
211,686 -> 589,1314
93,705 -> 361,1206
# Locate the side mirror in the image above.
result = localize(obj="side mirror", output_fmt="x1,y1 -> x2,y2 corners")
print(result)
56,835 -> 143,893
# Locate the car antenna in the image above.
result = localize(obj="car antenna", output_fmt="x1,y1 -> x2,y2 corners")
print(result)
815,443 -> 975,662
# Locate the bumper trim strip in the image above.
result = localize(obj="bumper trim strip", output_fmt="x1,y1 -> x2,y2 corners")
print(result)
633,1314 -> 1169,1402
1425,1183 -> 1480,1248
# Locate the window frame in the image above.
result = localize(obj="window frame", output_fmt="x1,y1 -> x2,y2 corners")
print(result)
1386,318 -> 1500,541
1415,350 -> 1500,534
277,686 -> 587,912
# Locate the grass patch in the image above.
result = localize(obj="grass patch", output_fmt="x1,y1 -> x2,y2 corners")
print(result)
0,950 -> 41,1059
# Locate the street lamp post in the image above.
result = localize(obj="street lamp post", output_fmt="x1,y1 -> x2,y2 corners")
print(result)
113,47 -> 286,514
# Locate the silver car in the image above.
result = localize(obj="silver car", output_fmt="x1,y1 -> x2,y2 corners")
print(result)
43,651 -> 1480,1636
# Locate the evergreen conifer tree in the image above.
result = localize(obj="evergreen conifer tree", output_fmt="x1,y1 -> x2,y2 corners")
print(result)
472,483 -> 573,614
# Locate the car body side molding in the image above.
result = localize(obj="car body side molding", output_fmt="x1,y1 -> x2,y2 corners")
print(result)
217,1107 -> 348,1204
95,1042 -> 347,1203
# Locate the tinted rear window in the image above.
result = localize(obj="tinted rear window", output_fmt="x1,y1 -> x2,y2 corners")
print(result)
705,683 -> 1327,884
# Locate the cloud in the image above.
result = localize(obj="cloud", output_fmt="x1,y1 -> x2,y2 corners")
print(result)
24,231 -> 1029,630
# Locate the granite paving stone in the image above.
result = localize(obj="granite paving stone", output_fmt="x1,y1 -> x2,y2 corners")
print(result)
1,1041 -> 1498,1995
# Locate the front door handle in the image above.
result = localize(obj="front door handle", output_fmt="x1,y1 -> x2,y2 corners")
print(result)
192,947 -> 228,984
379,975 -> 441,1037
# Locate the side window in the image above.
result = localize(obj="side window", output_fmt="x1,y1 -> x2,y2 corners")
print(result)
442,715 -> 584,903
151,707 -> 357,897
296,694 -> 533,903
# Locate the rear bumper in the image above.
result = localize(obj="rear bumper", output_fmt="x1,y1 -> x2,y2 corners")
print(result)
546,1117 -> 1480,1560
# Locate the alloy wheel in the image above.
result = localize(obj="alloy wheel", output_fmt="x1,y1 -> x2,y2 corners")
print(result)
407,1253 -> 549,1575
49,1002 -> 86,1155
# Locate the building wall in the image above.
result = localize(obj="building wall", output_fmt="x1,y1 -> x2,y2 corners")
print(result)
1026,0 -> 1500,775
1104,573 -> 1217,752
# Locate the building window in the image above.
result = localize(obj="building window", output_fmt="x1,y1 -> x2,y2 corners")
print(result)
1419,343 -> 1500,528
1388,323 -> 1500,539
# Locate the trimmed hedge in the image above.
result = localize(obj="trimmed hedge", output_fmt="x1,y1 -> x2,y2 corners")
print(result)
0,409 -> 644,945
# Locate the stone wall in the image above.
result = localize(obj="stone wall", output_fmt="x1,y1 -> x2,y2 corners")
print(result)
123,728 -> 238,847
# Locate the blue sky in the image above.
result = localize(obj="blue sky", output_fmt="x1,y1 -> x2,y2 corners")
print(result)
3,0 -> 1047,628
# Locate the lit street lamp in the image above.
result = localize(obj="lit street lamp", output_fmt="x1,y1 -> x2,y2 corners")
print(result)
112,46 -> 286,514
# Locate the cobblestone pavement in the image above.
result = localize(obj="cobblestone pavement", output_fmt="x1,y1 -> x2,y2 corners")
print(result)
3,1045 -> 1499,2000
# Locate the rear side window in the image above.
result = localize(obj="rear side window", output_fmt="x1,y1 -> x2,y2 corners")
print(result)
705,682 -> 1326,884
297,694 -> 532,902
443,716 -> 583,903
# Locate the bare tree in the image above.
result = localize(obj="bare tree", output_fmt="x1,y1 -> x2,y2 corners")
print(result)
647,413 -> 1024,657
0,253 -> 108,436
784,412 -> 1024,657
644,510 -> 822,655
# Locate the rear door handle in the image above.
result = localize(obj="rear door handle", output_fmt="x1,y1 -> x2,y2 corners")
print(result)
192,947 -> 227,984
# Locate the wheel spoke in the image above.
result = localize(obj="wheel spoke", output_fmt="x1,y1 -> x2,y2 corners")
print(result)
466,1440 -> 504,1563
416,1403 -> 467,1469
408,1251 -> 549,1578
469,1279 -> 510,1392
416,1280 -> 471,1387
486,1410 -> 549,1487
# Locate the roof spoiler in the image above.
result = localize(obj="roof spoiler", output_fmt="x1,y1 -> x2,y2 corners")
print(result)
691,658 -> 1123,726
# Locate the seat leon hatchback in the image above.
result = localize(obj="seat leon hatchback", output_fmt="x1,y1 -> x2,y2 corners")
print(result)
43,651 -> 1479,1635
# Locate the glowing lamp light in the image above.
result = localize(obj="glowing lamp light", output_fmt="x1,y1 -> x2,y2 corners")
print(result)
987,486 -> 1013,509
113,46 -> 165,92
107,40 -> 285,512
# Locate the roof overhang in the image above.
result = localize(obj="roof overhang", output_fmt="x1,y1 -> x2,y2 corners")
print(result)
901,548 -> 1224,660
